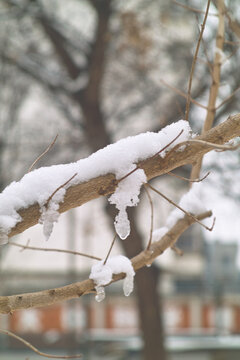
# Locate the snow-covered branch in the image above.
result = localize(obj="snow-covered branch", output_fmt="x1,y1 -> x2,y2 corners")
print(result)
0,114 -> 238,243
0,210 -> 212,314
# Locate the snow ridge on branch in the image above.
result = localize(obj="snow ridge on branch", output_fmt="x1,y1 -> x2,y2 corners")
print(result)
0,114 -> 239,242
0,120 -> 191,243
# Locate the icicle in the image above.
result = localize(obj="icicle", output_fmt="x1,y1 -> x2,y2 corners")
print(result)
95,286 -> 105,302
123,274 -> 134,297
114,209 -> 130,240
109,168 -> 147,240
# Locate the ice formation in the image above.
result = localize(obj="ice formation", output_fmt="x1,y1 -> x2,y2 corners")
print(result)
39,188 -> 66,241
89,255 -> 135,301
0,120 -> 192,243
109,169 -> 147,239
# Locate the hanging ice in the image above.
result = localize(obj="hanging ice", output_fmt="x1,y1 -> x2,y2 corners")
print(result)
0,120 -> 191,244
89,255 -> 135,299
123,272 -> 134,296
39,188 -> 66,240
95,286 -> 105,302
114,209 -> 130,240
109,169 -> 147,239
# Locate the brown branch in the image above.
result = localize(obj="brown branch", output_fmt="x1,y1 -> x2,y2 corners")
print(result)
185,0 -> 211,120
28,135 -> 58,173
173,0 -> 217,16
203,0 -> 225,132
144,185 -> 154,250
171,245 -> 183,256
145,183 -> 215,232
7,113 -> 240,239
167,171 -> 210,183
186,139 -> 240,151
45,173 -> 77,208
8,241 -> 101,261
216,86 -> 240,110
160,79 -> 208,110
191,0 -> 225,180
103,234 -> 117,265
0,329 -> 82,358
0,211 -> 212,314
117,129 -> 184,183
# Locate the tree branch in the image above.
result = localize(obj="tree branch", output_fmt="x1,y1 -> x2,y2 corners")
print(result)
0,211 -> 212,314
7,113 -> 240,238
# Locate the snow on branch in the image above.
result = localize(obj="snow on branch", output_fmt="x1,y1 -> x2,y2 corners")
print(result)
0,210 -> 212,314
0,120 -> 191,243
90,255 -> 135,302
0,114 -> 239,243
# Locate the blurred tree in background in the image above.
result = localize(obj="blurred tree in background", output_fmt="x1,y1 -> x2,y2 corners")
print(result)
0,1 -> 240,359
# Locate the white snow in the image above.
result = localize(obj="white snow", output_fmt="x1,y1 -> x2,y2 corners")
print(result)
152,183 -> 207,242
39,187 -> 65,240
0,120 -> 192,243
109,169 -> 147,239
89,255 -> 135,301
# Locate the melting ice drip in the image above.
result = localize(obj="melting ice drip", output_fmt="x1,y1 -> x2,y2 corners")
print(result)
95,286 -> 106,302
89,255 -> 135,302
108,169 -> 146,240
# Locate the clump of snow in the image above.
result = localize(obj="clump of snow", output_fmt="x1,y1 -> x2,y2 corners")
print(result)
89,255 -> 135,301
109,169 -> 146,239
0,120 -> 192,243
153,183 -> 207,242
39,188 -> 66,240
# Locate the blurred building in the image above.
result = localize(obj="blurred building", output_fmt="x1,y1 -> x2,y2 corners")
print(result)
1,233 -> 240,352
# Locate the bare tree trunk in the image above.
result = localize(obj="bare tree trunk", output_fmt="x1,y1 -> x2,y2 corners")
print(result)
105,205 -> 167,359
33,0 -> 168,357
136,267 -> 166,360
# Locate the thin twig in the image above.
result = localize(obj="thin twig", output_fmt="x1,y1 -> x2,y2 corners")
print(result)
187,139 -> 240,151
196,22 -> 214,78
28,135 -> 58,173
167,171 -> 210,183
173,0 -> 217,16
185,0 -> 211,121
9,241 -> 101,261
171,245 -> 183,256
146,183 -> 215,232
160,79 -> 208,110
46,173 -> 77,208
216,86 -> 240,110
190,0 -> 225,180
144,184 -> 154,250
117,129 -> 184,183
0,211 -> 213,314
0,329 -> 82,359
104,234 -> 117,265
